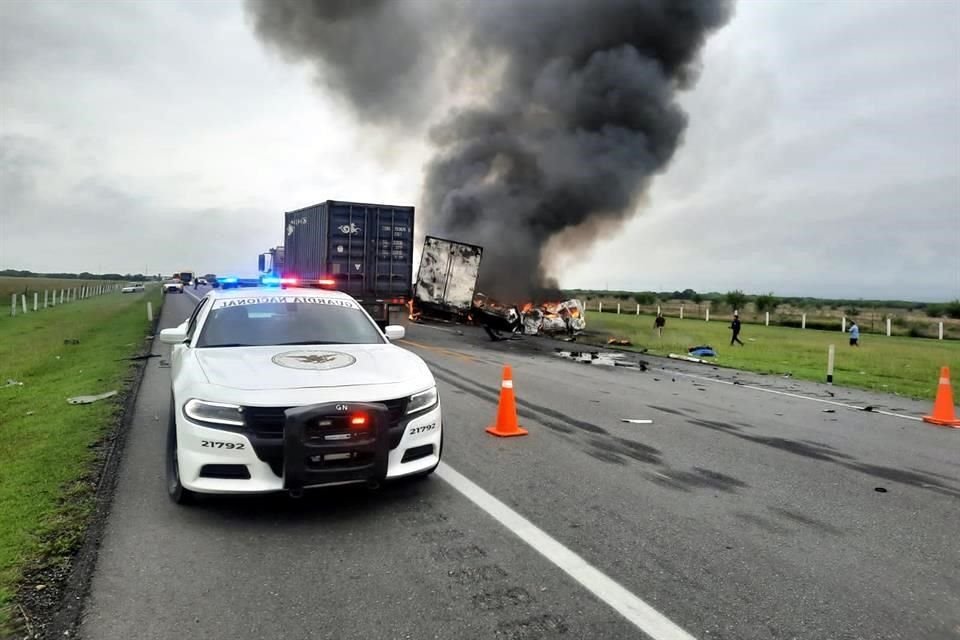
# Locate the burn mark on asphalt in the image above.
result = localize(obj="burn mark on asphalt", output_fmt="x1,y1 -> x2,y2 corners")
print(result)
686,418 -> 741,433
647,405 -> 688,417
448,565 -> 509,585
768,507 -> 844,536
611,437 -> 661,464
585,449 -> 627,466
735,513 -> 792,536
496,614 -> 568,639
431,365 -> 608,435
540,421 -> 575,435
472,586 -> 533,611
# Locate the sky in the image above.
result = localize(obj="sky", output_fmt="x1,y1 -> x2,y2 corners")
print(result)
0,0 -> 958,301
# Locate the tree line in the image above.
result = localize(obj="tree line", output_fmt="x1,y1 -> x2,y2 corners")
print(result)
0,269 -> 154,282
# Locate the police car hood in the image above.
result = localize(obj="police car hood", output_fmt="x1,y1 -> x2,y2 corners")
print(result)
194,343 -> 429,391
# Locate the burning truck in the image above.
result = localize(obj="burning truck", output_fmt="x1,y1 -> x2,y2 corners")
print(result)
412,236 -> 586,339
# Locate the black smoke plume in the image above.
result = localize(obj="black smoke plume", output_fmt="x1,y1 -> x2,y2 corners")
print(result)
247,0 -> 733,301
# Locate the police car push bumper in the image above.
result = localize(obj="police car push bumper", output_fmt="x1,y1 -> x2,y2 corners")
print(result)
175,402 -> 441,494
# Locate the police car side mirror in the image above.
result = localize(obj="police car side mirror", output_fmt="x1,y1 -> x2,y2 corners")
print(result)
159,326 -> 188,345
384,325 -> 405,341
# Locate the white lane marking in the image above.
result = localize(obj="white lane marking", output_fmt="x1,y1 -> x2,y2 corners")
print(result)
437,462 -> 696,640
184,289 -> 202,302
662,369 -> 923,422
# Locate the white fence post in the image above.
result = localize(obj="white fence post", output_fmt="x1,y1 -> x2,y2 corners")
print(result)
765,311 -> 770,326
886,317 -> 891,337
636,304 -> 639,315
802,313 -> 806,329
60,290 -> 65,304
599,302 -> 603,313
617,303 -> 621,314
44,290 -> 49,308
10,293 -> 16,317
33,292 -> 38,311
705,308 -> 710,322
827,344 -> 835,384
147,302 -> 154,322
841,317 -> 846,333
21,294 -> 27,314
679,305 -> 684,320
939,322 -> 944,340
657,305 -> 661,315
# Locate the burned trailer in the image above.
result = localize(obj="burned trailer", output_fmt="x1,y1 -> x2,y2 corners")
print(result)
412,236 -> 483,322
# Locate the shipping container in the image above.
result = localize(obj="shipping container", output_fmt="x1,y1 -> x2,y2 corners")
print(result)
413,236 -> 483,319
283,200 -> 414,325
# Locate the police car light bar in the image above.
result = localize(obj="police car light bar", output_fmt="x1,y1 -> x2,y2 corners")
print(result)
220,276 -> 238,284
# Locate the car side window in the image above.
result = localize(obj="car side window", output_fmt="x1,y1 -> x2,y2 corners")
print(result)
185,298 -> 209,343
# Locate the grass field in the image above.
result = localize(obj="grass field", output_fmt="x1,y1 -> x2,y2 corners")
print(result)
0,276 -> 127,303
0,286 -> 160,628
586,312 -> 960,400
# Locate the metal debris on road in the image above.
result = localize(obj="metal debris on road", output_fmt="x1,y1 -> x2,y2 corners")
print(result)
607,337 -> 632,346
669,353 -> 709,364
67,390 -> 118,405
822,409 -> 836,413
158,360 -> 171,368
621,419 -> 653,424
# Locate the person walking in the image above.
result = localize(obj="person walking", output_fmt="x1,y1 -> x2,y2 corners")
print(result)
654,312 -> 666,337
730,310 -> 744,346
849,320 -> 860,347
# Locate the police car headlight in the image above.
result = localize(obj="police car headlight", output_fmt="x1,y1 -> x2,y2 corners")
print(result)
184,399 -> 244,427
406,387 -> 438,415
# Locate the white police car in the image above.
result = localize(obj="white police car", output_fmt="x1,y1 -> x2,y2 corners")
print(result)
159,286 -> 442,504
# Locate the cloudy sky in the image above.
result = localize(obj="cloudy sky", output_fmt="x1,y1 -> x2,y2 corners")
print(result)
1,0 -> 957,300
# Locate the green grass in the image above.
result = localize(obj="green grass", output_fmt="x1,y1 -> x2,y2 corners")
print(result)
0,286 -> 160,628
586,312 -> 960,400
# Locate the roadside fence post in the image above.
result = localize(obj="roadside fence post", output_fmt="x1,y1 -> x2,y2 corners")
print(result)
636,304 -> 639,315
147,302 -> 154,322
33,292 -> 38,311
765,311 -> 770,326
617,303 -> 621,314
60,290 -> 64,304
706,308 -> 710,322
679,305 -> 684,320
886,317 -> 891,337
44,290 -> 49,308
826,344 -> 835,384
599,302 -> 603,313
21,294 -> 28,314
939,322 -> 944,340
10,293 -> 16,317
841,317 -> 846,333
657,305 -> 661,315
802,313 -> 806,329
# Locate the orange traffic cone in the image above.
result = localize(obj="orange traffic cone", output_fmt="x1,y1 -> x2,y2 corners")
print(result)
486,365 -> 528,437
923,366 -> 960,428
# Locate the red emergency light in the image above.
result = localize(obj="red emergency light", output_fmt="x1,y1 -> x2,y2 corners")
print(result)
349,414 -> 368,427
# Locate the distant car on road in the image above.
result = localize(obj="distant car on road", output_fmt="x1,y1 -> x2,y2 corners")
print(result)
159,286 -> 441,504
121,283 -> 145,294
196,278 -> 208,286
162,280 -> 184,294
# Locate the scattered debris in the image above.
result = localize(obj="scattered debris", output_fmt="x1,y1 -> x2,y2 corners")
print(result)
621,419 -> 653,424
874,487 -> 888,493
555,350 -> 645,369
607,338 -> 632,346
25,411 -> 35,416
822,409 -> 836,413
687,345 -> 716,358
159,359 -> 171,368
4,379 -> 24,388
63,339 -> 80,345
67,390 -> 118,405
124,353 -> 161,361
861,406 -> 874,412
782,373 -> 793,378
669,353 -> 708,364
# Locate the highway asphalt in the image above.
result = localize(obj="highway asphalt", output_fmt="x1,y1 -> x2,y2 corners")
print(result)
77,287 -> 960,640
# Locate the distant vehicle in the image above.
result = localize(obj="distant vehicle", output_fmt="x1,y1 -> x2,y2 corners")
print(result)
158,284 -> 441,504
176,271 -> 194,285
413,236 -> 483,321
258,246 -> 284,278
121,283 -> 145,294
163,280 -> 184,294
282,200 -> 414,328
203,274 -> 218,288
196,278 -> 208,286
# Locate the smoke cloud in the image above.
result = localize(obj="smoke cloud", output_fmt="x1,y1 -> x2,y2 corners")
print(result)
247,0 -> 733,301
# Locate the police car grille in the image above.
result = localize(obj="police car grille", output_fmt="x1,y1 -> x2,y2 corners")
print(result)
244,399 -> 408,439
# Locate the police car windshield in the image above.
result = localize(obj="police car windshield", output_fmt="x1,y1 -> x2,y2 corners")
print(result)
196,296 -> 384,348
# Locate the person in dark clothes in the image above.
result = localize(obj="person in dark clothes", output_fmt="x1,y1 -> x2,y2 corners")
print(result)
654,312 -> 666,337
730,310 -> 744,346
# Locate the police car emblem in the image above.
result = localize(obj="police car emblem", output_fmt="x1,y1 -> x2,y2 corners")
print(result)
271,350 -> 357,370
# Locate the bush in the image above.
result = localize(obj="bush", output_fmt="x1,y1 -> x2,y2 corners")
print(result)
754,292 -> 777,312
725,289 -> 746,311
947,300 -> 960,319
633,292 -> 655,305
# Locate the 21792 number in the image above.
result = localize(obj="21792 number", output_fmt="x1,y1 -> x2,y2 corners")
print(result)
200,440 -> 245,450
